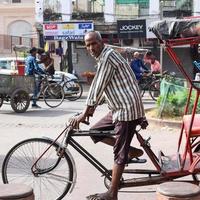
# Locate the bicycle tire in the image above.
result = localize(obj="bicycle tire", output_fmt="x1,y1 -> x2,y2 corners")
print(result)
10,89 -> 30,113
63,80 -> 83,101
138,83 -> 145,97
2,138 -> 74,200
149,80 -> 160,101
43,83 -> 65,108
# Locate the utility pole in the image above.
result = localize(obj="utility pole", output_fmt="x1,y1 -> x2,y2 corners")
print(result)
60,0 -> 73,72
160,0 -> 164,74
35,0 -> 44,47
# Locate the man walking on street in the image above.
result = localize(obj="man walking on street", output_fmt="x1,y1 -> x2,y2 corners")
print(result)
70,31 -> 147,200
25,47 -> 45,108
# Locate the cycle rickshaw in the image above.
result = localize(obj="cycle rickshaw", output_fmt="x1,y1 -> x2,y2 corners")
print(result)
2,18 -> 200,200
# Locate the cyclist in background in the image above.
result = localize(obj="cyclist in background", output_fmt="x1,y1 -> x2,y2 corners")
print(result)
25,47 -> 45,108
143,50 -> 152,69
143,51 -> 161,74
130,51 -> 149,81
150,55 -> 161,74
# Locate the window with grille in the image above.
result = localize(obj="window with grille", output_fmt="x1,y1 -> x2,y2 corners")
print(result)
12,0 -> 21,3
116,0 -> 149,7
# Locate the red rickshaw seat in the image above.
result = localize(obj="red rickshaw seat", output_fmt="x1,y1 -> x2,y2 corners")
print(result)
183,114 -> 200,136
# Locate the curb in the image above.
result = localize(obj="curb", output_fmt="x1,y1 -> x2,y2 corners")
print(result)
145,108 -> 182,129
147,117 -> 182,128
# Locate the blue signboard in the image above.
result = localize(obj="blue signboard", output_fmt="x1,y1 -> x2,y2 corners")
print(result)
79,23 -> 93,29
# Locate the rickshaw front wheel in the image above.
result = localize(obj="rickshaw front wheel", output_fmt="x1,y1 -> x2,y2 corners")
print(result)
10,89 -> 30,113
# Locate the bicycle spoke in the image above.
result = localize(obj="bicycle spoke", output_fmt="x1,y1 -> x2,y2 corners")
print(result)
43,172 -> 73,183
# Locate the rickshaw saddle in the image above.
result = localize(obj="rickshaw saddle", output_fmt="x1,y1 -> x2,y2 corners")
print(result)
183,114 -> 200,136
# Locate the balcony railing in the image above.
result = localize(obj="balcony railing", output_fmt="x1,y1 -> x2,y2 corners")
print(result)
0,0 -> 33,3
72,12 -> 104,21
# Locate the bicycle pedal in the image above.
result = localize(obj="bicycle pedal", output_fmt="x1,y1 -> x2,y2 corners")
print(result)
127,158 -> 147,164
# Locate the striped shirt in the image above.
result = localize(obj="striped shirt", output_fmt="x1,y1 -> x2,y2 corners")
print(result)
86,46 -> 145,122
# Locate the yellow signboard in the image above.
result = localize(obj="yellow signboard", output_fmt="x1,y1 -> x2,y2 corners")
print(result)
62,24 -> 75,29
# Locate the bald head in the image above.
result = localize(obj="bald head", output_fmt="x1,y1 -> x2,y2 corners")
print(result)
84,31 -> 104,58
133,51 -> 139,58
84,31 -> 102,42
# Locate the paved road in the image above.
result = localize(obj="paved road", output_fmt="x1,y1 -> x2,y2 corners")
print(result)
0,85 -> 180,200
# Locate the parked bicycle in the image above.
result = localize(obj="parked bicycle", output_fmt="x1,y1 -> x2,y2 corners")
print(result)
138,71 -> 175,101
138,72 -> 161,101
53,73 -> 83,101
33,74 -> 65,108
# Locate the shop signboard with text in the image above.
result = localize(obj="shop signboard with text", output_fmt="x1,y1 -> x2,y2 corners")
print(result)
117,19 -> 146,38
43,22 -> 94,41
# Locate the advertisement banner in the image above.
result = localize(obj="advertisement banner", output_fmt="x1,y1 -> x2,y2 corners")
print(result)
43,22 -> 94,41
117,19 -> 146,38
146,18 -> 158,39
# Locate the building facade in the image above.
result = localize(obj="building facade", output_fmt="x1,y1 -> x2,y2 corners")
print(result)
0,0 -> 37,55
70,0 -> 200,77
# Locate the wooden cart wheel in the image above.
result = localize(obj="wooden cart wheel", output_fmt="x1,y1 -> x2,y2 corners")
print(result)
10,89 -> 30,113
0,95 -> 3,108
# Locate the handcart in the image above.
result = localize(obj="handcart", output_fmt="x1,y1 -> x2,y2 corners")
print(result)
0,45 -> 34,113
0,74 -> 34,113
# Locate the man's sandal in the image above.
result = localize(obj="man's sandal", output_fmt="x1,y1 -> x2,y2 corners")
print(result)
127,157 -> 147,164
86,194 -> 100,200
86,193 -> 112,200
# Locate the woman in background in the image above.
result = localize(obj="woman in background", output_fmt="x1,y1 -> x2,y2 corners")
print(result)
150,55 -> 161,74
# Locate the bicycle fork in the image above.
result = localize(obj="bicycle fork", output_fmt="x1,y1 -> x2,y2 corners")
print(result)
30,127 -> 78,193
31,127 -> 68,175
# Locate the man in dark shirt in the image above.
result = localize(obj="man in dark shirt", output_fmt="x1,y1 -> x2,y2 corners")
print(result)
130,51 -> 149,81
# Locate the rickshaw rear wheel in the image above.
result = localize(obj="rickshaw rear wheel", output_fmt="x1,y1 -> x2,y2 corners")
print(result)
10,89 -> 30,113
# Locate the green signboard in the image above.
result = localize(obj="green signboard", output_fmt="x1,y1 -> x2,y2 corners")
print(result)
116,0 -> 149,5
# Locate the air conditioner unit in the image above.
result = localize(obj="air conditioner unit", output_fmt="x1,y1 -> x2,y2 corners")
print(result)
164,0 -> 176,7
122,39 -> 134,46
